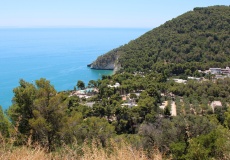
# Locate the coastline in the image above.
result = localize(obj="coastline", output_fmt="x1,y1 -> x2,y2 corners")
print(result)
0,28 -> 148,110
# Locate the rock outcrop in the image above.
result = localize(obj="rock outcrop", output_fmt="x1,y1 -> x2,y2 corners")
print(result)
88,48 -> 121,70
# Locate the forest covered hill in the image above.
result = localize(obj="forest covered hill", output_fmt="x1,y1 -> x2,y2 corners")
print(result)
90,5 -> 230,74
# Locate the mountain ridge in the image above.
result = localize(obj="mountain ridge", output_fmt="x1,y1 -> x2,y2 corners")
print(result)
89,5 -> 230,73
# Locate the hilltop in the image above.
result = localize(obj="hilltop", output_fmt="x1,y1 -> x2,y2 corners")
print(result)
89,6 -> 230,74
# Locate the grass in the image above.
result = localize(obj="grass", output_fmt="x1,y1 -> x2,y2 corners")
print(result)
0,134 -> 163,160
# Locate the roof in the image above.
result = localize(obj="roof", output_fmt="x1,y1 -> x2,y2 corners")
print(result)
211,101 -> 222,112
211,101 -> 222,107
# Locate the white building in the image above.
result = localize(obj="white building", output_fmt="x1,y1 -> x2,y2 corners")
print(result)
221,67 -> 230,75
209,68 -> 221,75
188,77 -> 201,81
210,101 -> 222,112
173,79 -> 187,84
108,82 -> 120,88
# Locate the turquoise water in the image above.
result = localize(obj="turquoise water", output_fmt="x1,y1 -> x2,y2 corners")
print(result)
0,28 -> 149,110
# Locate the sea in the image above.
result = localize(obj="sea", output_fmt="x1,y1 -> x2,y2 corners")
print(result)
0,28 -> 149,110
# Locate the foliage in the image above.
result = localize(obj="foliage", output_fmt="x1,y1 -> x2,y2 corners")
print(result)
7,79 -> 67,150
0,106 -> 10,137
77,80 -> 85,90
139,115 -> 215,154
92,6 -> 230,74
185,127 -> 230,160
2,73 -> 230,159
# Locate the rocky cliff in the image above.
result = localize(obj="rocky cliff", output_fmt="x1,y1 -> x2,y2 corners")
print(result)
88,48 -> 122,70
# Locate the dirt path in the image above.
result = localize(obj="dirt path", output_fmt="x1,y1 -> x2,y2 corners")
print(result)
171,101 -> 177,116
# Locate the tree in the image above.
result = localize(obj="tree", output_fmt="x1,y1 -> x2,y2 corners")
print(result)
185,127 -> 230,160
185,69 -> 192,76
0,106 -> 10,137
130,93 -> 137,100
8,79 -> 36,140
29,92 -> 67,150
164,106 -> 171,116
77,80 -> 85,90
146,84 -> 160,102
77,117 -> 115,147
88,80 -> 97,88
224,108 -> 230,129
8,78 -> 68,150
60,111 -> 83,144
139,115 -> 216,154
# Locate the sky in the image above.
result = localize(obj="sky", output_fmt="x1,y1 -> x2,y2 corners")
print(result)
0,0 -> 229,28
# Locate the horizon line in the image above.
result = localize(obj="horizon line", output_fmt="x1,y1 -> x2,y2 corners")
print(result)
0,26 -> 153,29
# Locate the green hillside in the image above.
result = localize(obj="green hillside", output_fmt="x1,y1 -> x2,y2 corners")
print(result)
90,6 -> 230,74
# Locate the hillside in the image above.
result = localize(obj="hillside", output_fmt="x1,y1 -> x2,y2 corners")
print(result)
89,6 -> 230,73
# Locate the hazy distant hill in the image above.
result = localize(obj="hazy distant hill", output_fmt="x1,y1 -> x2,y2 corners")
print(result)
89,6 -> 230,73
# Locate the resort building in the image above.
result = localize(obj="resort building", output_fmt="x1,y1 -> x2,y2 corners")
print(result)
173,79 -> 187,84
221,67 -> 230,75
188,77 -> 201,81
108,82 -> 120,88
210,101 -> 222,112
209,68 -> 222,75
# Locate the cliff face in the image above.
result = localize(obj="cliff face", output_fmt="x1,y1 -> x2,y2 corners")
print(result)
89,49 -> 122,70
89,61 -> 115,70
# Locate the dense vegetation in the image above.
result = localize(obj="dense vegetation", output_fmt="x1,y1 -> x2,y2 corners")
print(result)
91,6 -> 230,74
1,73 -> 230,159
1,5 -> 230,160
